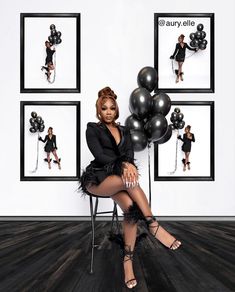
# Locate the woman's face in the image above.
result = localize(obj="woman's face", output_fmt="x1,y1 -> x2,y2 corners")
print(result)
99,98 -> 117,124
178,37 -> 183,43
185,127 -> 189,133
48,128 -> 53,135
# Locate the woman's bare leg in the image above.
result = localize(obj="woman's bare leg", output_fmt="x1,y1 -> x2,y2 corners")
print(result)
87,175 -> 181,249
47,152 -> 51,169
112,191 -> 138,288
52,150 -> 61,169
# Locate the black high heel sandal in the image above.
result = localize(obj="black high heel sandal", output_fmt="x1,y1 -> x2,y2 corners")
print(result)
123,245 -> 137,290
145,216 -> 182,250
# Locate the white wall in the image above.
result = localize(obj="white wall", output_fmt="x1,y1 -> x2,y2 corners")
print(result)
0,0 -> 234,216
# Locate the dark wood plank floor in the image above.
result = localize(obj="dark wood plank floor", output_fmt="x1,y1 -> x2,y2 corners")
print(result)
0,221 -> 234,292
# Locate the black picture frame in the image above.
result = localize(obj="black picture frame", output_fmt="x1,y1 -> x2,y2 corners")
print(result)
20,101 -> 81,181
154,13 -> 215,93
154,101 -> 215,181
20,13 -> 81,93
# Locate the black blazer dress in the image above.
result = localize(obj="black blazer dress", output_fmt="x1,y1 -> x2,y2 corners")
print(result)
78,122 -> 137,196
178,133 -> 195,152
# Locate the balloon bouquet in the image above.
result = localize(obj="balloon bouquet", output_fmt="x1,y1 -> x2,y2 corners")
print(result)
42,24 -> 62,84
125,66 -> 172,206
189,23 -> 208,51
29,112 -> 45,173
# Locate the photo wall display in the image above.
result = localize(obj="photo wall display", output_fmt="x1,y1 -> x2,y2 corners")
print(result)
154,101 -> 215,181
154,13 -> 214,93
20,13 -> 81,93
20,101 -> 81,181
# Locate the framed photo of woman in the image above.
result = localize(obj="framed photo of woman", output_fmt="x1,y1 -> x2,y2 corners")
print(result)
20,101 -> 80,181
154,101 -> 215,181
20,13 -> 80,93
154,13 -> 214,93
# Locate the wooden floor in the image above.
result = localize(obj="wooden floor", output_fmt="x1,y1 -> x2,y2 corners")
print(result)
0,221 -> 234,292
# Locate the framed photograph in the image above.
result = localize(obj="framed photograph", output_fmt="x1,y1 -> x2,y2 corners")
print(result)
154,101 -> 214,181
20,101 -> 80,181
20,13 -> 80,93
154,13 -> 214,93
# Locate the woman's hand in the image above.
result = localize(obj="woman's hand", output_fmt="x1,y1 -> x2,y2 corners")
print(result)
121,162 -> 139,188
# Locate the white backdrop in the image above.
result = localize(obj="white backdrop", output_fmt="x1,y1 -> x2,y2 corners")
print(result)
0,0 -> 235,216
24,17 -> 77,89
24,105 -> 77,177
158,105 -> 211,177
158,16 -> 211,89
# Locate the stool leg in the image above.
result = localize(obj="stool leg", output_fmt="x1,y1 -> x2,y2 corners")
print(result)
89,196 -> 95,274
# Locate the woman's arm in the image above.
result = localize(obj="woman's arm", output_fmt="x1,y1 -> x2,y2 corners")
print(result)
185,43 -> 197,51
39,135 -> 47,143
191,134 -> 195,142
53,135 -> 57,149
86,123 -> 117,165
170,43 -> 179,59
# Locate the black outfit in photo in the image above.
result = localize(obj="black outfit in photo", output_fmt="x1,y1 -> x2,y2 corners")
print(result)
39,135 -> 57,153
78,122 -> 137,197
45,47 -> 55,65
172,43 -> 196,62
178,133 -> 195,152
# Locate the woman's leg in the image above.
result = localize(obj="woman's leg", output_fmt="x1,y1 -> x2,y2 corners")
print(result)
47,152 -> 51,169
87,176 -> 181,249
185,152 -> 190,169
111,191 -> 138,288
52,150 -> 61,169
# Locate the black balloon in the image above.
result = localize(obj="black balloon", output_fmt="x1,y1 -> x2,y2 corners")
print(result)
51,29 -> 57,36
130,129 -> 148,151
174,120 -> 179,129
50,24 -> 56,30
189,33 -> 196,40
129,87 -> 152,119
31,111 -> 37,118
48,36 -> 53,43
137,67 -> 158,92
169,123 -> 175,130
178,120 -> 185,129
39,124 -> 45,132
57,31 -> 62,38
200,31 -> 206,39
170,112 -> 178,122
197,23 -> 204,31
202,39 -> 208,45
190,39 -> 199,47
29,118 -> 35,125
56,38 -> 62,44
53,36 -> 57,44
177,113 -> 184,121
151,92 -> 171,116
125,115 -> 144,131
199,43 -> 206,50
36,116 -> 42,124
29,127 -> 36,133
195,31 -> 202,39
32,122 -> 39,130
154,125 -> 172,144
174,108 -> 180,113
144,114 -> 168,142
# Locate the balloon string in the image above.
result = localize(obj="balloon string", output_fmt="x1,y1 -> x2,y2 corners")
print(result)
148,142 -> 152,207
31,132 -> 39,173
169,130 -> 179,175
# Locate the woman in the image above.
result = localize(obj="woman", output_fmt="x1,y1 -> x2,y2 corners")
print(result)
78,87 -> 182,290
170,34 -> 197,83
178,125 -> 195,171
39,127 -> 61,170
41,41 -> 55,80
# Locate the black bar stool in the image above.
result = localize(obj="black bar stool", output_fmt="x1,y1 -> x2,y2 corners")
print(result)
89,194 -> 120,274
